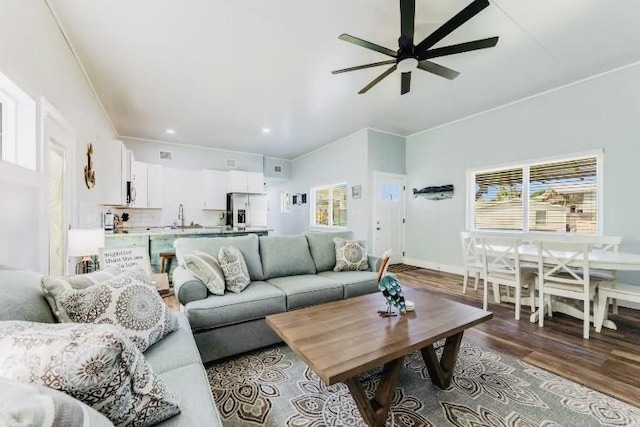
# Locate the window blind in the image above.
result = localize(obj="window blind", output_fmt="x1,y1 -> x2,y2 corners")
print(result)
529,157 -> 597,234
313,183 -> 348,227
474,167 -> 523,231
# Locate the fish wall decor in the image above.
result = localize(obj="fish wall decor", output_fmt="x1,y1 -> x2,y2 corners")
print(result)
412,184 -> 454,200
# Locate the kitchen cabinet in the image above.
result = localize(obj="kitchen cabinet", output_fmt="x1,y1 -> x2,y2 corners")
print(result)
130,160 -> 163,208
228,170 -> 264,194
202,169 -> 227,210
100,140 -> 129,205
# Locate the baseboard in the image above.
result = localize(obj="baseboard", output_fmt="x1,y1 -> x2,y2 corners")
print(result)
402,258 -> 464,276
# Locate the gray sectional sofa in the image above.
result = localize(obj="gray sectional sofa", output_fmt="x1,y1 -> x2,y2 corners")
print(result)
172,231 -> 381,363
0,266 -> 222,427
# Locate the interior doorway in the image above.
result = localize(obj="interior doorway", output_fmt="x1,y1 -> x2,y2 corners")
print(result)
372,172 -> 406,264
40,99 -> 75,275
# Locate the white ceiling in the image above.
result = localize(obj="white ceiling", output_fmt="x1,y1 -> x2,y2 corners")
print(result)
49,0 -> 640,159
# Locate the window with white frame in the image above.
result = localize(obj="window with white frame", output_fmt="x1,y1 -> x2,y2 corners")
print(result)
0,70 -> 36,170
312,183 -> 348,227
469,153 -> 601,234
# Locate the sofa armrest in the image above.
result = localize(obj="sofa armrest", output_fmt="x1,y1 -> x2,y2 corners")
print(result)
368,255 -> 381,273
173,266 -> 208,305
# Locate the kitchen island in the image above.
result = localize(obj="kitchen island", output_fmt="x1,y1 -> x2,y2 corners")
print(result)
104,227 -> 270,277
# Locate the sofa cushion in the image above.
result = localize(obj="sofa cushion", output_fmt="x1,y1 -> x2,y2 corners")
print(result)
0,321 -> 180,426
0,267 -> 55,323
156,364 -> 222,427
184,281 -> 286,330
305,231 -> 354,272
174,234 -> 264,281
334,237 -> 369,271
317,270 -> 379,298
40,265 -> 122,321
143,313 -> 203,375
53,266 -> 179,352
218,246 -> 251,293
0,377 -> 114,427
183,251 -> 225,296
266,275 -> 344,310
259,235 -> 316,279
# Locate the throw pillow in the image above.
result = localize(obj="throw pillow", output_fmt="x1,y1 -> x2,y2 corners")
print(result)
41,265 -> 122,321
333,237 -> 369,271
0,321 -> 180,426
53,266 -> 179,352
0,378 -> 114,427
218,246 -> 251,293
183,251 -> 225,296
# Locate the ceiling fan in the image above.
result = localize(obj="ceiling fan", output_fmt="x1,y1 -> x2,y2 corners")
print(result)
332,0 -> 499,95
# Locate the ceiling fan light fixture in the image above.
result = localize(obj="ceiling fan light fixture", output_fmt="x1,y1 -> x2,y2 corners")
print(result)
397,57 -> 418,73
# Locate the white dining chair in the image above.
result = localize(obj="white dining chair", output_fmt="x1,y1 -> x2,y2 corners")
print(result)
460,232 -> 484,295
479,236 -> 535,320
535,240 -> 598,339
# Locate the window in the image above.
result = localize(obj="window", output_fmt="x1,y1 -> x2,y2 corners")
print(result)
469,153 -> 601,234
0,70 -> 36,170
312,183 -> 348,227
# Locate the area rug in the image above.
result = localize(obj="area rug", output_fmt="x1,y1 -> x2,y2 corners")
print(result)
206,338 -> 640,427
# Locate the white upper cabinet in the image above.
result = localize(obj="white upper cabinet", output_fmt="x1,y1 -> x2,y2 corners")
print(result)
203,169 -> 228,210
228,170 -> 264,194
100,140 -> 129,205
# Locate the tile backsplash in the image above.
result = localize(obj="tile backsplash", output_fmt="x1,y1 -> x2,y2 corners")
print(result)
107,208 -> 226,228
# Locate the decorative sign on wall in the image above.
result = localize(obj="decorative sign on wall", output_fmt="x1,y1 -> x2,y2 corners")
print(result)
99,246 -> 151,275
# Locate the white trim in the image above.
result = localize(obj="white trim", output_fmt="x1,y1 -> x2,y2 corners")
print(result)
366,127 -> 406,139
403,257 -> 464,276
39,98 -> 77,274
466,149 -> 604,236
43,0 -> 117,137
407,60 -> 640,139
293,128 -> 368,161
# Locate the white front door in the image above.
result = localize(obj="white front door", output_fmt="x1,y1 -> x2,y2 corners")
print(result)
372,172 -> 405,264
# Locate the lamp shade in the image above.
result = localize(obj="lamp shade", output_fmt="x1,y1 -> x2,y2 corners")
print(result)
68,228 -> 105,257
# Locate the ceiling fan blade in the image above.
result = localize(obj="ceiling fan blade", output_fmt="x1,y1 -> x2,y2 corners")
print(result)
401,72 -> 411,95
415,0 -> 490,54
417,60 -> 460,80
331,60 -> 396,75
400,0 -> 415,43
338,34 -> 397,58
419,36 -> 498,60
358,65 -> 397,94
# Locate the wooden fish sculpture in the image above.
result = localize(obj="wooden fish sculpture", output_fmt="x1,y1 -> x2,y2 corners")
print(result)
378,273 -> 406,317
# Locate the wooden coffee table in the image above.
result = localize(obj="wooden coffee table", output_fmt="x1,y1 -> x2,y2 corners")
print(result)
266,288 -> 492,427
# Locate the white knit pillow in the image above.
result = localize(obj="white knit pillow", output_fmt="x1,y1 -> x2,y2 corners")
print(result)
218,246 -> 251,293
183,250 -> 225,296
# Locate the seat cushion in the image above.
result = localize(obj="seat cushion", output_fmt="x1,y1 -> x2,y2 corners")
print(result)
144,313 -> 203,375
174,234 -> 264,281
267,275 -> 344,310
184,281 -> 286,330
259,235 -> 316,279
317,271 -> 379,298
305,231 -> 354,272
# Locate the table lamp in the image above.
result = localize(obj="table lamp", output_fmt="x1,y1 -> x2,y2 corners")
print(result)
68,228 -> 105,274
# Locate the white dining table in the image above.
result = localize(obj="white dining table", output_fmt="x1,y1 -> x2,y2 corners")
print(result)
480,244 -> 640,330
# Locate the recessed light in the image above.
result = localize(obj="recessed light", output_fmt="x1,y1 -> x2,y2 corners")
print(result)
262,128 -> 271,134
166,129 -> 176,135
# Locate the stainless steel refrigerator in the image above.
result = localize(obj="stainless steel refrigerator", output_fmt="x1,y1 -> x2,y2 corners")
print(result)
226,193 -> 268,228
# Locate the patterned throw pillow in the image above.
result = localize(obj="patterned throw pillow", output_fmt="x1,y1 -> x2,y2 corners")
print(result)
41,265 -> 122,321
0,378 -> 114,427
0,321 -> 180,426
218,246 -> 251,293
183,250 -> 225,296
53,266 -> 179,352
333,237 -> 369,271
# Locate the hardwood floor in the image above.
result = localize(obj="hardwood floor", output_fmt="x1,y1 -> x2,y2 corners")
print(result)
390,265 -> 640,408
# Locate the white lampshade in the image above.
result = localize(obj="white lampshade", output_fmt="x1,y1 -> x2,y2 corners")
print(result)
68,228 -> 105,257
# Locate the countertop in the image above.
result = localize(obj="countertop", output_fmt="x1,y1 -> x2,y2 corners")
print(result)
105,226 -> 271,237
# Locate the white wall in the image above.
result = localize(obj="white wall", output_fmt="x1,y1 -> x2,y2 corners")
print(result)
405,62 -> 640,284
0,0 -> 115,271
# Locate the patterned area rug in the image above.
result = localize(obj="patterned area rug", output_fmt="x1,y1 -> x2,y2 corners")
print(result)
206,339 -> 640,427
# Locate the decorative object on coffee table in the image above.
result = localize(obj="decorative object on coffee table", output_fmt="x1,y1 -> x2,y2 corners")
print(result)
378,273 -> 406,317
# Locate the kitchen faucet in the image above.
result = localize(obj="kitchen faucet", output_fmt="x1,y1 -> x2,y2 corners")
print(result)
178,204 -> 184,228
